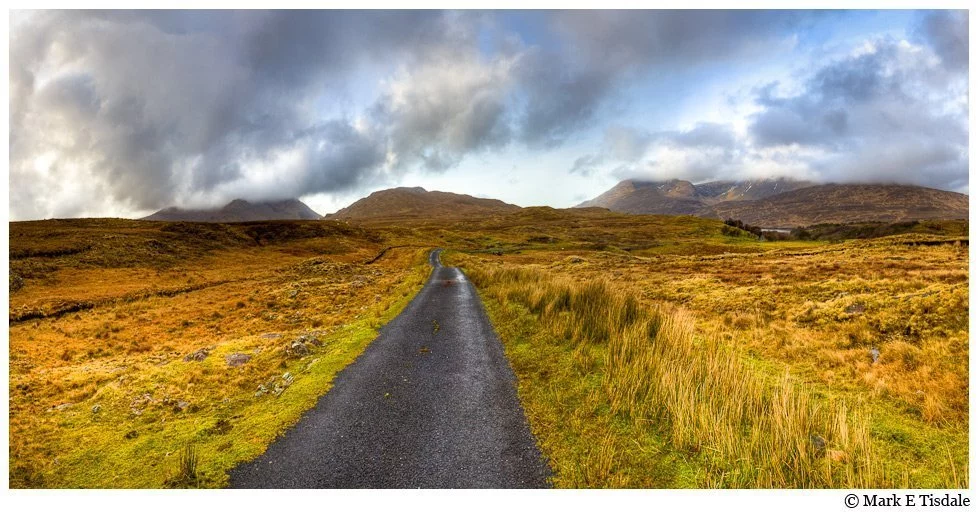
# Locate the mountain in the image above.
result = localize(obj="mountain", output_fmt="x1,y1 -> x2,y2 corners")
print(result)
326,187 -> 521,221
699,184 -> 969,228
142,198 -> 322,222
576,178 -> 813,215
578,178 -> 968,227
576,180 -> 704,215
699,178 -> 815,202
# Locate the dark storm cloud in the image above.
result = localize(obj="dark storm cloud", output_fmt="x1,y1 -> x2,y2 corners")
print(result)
239,10 -> 444,88
515,10 -> 813,146
914,10 -> 969,70
12,9 -> 810,219
551,10 -> 818,68
368,35 -> 518,172
291,121 -> 389,194
9,10 -> 452,217
12,10 -> 962,219
512,48 -> 615,147
12,11 -> 243,213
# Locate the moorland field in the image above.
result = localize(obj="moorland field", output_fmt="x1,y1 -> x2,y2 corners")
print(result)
9,220 -> 429,487
7,209 -> 969,488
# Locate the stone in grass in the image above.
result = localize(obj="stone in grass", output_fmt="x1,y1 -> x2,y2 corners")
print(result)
91,404 -> 101,414
252,372 -> 295,398
207,418 -> 233,435
810,434 -> 827,456
286,338 -> 313,358
10,273 -> 25,292
293,333 -> 322,348
302,334 -> 323,347
225,352 -> 252,367
870,347 -> 880,364
184,347 -> 211,362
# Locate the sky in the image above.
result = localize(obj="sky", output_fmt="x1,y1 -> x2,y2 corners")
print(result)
7,9 -> 970,220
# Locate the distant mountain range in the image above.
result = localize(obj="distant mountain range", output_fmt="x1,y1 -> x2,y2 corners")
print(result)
139,179 -> 968,228
576,179 -> 968,227
325,187 -> 521,221
142,198 -> 322,222
576,178 -> 813,213
699,183 -> 969,227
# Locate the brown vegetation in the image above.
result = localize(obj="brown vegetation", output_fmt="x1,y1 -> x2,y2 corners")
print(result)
461,263 -> 883,487
8,200 -> 968,488
9,218 -> 428,487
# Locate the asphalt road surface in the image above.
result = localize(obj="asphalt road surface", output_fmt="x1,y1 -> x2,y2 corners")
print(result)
229,249 -> 551,488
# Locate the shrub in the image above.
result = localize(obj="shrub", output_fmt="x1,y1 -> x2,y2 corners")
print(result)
724,218 -> 763,238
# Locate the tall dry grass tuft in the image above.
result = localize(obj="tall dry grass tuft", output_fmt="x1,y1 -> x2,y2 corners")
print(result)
166,443 -> 200,488
468,264 -> 889,488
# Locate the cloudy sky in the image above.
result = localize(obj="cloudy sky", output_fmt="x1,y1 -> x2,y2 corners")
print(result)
8,9 -> 969,220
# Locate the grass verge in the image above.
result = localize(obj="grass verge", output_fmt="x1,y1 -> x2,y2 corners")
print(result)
456,255 -> 900,488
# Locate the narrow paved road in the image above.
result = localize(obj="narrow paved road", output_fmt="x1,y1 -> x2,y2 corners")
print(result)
229,250 -> 551,488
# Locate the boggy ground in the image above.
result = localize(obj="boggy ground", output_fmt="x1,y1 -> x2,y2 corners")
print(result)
430,213 -> 968,488
8,212 -> 969,488
9,219 -> 429,487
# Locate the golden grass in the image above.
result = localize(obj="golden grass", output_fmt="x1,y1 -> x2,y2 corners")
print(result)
442,222 -> 967,488
8,219 -> 428,487
461,261 -> 887,487
9,211 -> 967,489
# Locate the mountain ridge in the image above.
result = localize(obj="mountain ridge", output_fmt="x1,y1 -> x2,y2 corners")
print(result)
577,178 -> 967,227
576,178 -> 814,211
325,187 -> 521,221
142,198 -> 322,222
699,183 -> 969,227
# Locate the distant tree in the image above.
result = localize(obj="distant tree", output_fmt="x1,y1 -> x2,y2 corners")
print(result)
724,218 -> 762,239
793,228 -> 812,240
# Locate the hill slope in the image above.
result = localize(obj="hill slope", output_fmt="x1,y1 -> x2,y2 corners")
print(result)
699,184 -> 969,227
700,178 -> 815,202
577,178 -> 812,215
576,180 -> 704,215
326,187 -> 521,221
142,198 -> 322,222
